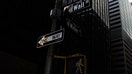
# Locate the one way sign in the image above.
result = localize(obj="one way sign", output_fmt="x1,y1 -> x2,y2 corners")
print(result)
36,29 -> 64,48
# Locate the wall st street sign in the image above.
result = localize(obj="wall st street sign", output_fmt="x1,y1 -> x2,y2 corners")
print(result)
63,0 -> 91,13
36,29 -> 64,48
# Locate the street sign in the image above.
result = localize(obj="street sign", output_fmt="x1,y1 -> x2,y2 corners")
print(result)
36,29 -> 65,48
63,0 -> 91,13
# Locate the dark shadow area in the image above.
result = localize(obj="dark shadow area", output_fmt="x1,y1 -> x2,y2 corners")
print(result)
0,0 -> 55,74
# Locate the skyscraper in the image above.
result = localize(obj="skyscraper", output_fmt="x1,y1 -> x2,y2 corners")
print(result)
47,0 -> 132,74
109,0 -> 132,74
52,0 -> 110,74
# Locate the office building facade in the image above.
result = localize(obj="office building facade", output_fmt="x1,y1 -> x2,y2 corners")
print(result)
109,0 -> 132,74
48,0 -> 132,74
52,0 -> 110,74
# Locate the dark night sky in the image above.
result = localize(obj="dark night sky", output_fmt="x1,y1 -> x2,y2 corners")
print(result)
0,0 -> 55,64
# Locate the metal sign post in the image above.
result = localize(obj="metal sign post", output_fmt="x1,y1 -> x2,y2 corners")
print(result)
44,16 -> 57,74
44,0 -> 62,74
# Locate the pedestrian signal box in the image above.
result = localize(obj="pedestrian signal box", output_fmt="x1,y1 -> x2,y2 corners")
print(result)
53,54 -> 87,74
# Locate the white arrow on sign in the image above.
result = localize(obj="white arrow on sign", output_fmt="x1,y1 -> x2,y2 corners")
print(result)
36,29 -> 64,48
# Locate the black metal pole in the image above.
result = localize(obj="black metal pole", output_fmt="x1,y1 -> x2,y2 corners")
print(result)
44,20 -> 57,74
44,0 -> 61,74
